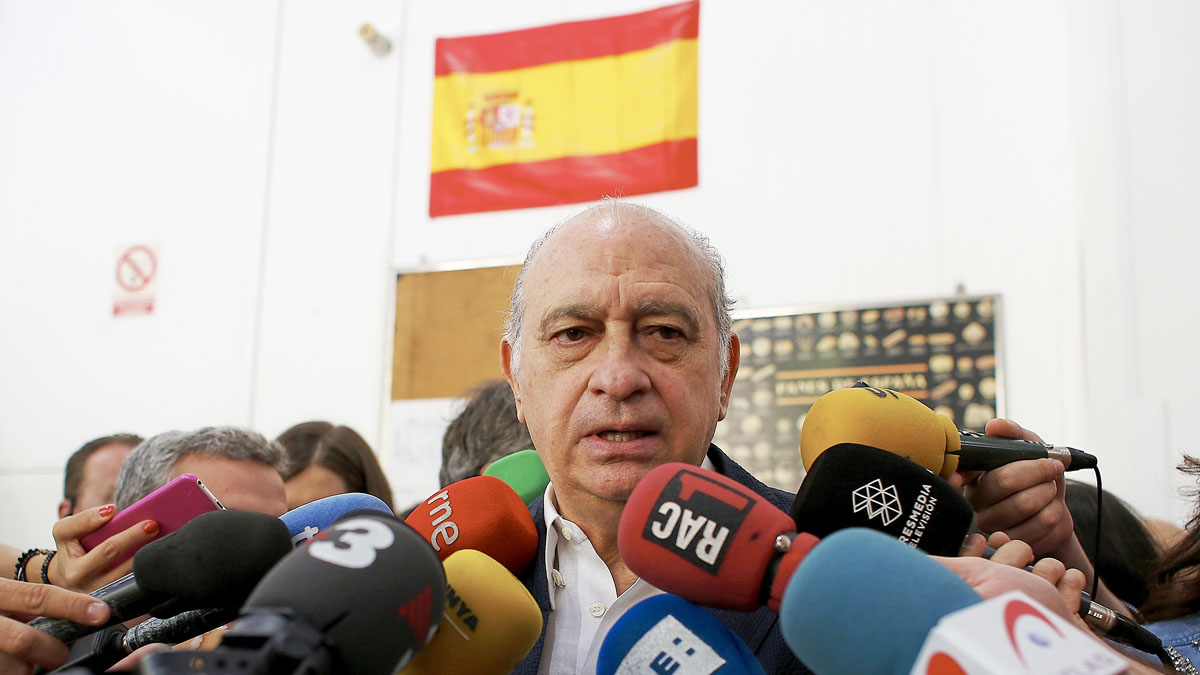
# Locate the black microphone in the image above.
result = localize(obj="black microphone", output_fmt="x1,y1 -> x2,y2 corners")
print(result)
790,443 -> 975,556
29,510 -> 291,644
137,512 -> 447,675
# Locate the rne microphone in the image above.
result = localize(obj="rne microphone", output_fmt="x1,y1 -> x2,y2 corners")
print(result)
280,492 -> 393,547
618,463 -> 819,612
800,383 -> 1097,479
597,594 -> 766,675
481,449 -> 549,504
30,510 -> 291,644
405,475 -> 538,575
138,512 -> 447,675
790,443 -> 974,556
400,549 -> 542,675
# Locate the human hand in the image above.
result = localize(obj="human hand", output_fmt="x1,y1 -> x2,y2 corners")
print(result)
0,577 -> 110,674
48,505 -> 159,593
934,553 -> 1084,625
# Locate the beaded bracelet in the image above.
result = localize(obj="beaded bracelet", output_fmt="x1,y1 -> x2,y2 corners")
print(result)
40,550 -> 57,584
13,548 -> 51,582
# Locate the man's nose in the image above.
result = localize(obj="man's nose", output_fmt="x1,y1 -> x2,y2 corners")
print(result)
588,334 -> 651,401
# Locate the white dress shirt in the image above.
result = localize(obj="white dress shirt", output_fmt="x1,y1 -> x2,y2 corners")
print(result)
536,456 -> 717,675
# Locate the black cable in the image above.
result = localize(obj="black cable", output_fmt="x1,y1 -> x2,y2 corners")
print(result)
1091,466 -> 1103,602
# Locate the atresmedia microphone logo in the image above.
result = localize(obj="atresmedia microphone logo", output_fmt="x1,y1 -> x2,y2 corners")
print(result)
642,470 -> 754,573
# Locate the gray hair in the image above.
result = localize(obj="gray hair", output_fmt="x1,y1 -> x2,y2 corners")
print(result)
503,202 -> 735,378
440,379 -> 533,487
113,426 -> 287,510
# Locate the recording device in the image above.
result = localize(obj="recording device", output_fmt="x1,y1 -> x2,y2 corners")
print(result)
800,383 -> 1098,479
404,475 -> 539,575
280,492 -> 393,547
790,443 -> 975,556
399,549 -> 542,674
137,512 -> 447,675
481,449 -> 550,504
80,473 -> 224,565
779,528 -> 1127,675
596,594 -> 766,675
30,510 -> 290,644
618,462 -> 819,612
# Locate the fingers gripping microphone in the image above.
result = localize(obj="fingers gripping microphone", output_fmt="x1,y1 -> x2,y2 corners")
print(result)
29,510 -> 291,644
597,595 -> 766,675
400,549 -> 542,675
281,492 -> 393,547
790,444 -> 975,556
618,463 -> 819,612
139,513 -> 448,675
405,475 -> 538,575
800,384 -> 1097,478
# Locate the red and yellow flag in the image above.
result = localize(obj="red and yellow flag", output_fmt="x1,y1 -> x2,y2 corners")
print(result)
429,1 -> 699,217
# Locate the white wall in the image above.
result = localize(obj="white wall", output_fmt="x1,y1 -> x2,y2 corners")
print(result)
2,0 -> 1197,548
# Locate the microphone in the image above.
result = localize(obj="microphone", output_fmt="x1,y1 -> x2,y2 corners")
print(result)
399,549 -> 542,674
481,449 -> 549,504
29,510 -> 291,643
779,528 -> 1128,674
405,475 -> 539,575
138,512 -> 447,675
618,462 -> 819,612
800,383 -> 1098,478
280,492 -> 393,546
789,443 -> 975,556
596,594 -> 766,675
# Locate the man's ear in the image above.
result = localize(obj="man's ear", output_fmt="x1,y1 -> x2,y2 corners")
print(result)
500,339 -> 526,424
717,333 -> 740,421
58,499 -> 72,519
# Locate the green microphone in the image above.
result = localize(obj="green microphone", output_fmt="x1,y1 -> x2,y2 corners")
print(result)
482,449 -> 549,504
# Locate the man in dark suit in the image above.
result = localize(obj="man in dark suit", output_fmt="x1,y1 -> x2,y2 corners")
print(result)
499,202 -> 808,673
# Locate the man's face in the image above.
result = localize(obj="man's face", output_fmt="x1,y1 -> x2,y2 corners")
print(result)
171,454 -> 288,516
502,211 -> 738,512
70,442 -> 136,515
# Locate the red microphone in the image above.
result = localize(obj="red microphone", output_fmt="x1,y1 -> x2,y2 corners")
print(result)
618,463 -> 819,612
405,475 -> 538,575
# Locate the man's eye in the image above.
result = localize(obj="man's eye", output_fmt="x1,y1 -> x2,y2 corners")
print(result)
650,326 -> 683,340
558,328 -> 587,342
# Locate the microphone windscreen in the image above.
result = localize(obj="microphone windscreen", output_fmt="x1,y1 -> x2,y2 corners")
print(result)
596,594 -> 765,675
404,476 -> 538,575
790,444 -> 974,556
280,492 -> 393,546
243,513 -> 446,675
400,549 -> 542,675
618,463 -> 796,610
132,510 -> 292,617
779,528 -> 981,675
800,385 -> 961,478
481,449 -> 549,504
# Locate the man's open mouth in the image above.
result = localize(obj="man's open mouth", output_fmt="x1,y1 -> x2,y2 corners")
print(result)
597,430 -> 650,442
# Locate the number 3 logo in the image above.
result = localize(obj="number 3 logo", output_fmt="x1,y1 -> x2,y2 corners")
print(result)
308,517 -> 395,569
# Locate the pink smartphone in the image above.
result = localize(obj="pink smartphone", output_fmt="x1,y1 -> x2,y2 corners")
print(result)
80,473 -> 225,566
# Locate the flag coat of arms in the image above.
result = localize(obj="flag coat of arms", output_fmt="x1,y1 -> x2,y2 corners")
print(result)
429,1 -> 699,217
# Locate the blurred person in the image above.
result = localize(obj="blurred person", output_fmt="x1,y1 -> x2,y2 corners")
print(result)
439,379 -> 534,487
1141,456 -> 1200,667
1065,480 -> 1162,609
58,433 -> 143,518
277,422 -> 394,511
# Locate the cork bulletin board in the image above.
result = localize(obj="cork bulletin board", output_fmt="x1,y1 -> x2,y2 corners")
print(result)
713,295 -> 1005,491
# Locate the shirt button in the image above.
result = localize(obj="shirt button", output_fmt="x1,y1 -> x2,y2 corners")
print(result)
589,602 -> 606,618
562,527 -> 574,541
551,570 -> 565,588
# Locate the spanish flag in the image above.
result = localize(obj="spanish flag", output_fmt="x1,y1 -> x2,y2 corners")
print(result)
429,1 -> 699,217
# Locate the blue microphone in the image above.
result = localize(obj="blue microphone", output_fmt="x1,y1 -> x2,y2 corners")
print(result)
779,528 -> 981,675
279,492 -> 392,546
597,594 -> 766,675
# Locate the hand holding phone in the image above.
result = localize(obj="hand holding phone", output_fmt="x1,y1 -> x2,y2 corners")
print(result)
80,474 -> 224,566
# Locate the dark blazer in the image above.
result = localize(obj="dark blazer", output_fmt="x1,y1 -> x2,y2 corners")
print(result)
511,445 -> 812,674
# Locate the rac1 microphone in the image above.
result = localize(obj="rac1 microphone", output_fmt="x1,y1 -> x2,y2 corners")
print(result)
618,463 -> 819,612
280,492 -> 393,547
399,549 -> 542,675
790,443 -> 974,556
405,475 -> 538,575
800,383 -> 1098,478
29,510 -> 291,644
138,512 -> 447,675
596,594 -> 766,675
481,449 -> 549,504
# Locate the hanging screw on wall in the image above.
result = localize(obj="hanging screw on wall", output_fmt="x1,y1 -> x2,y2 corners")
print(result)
359,23 -> 391,56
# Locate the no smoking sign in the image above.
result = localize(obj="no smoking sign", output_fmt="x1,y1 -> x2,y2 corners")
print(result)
113,243 -> 160,316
